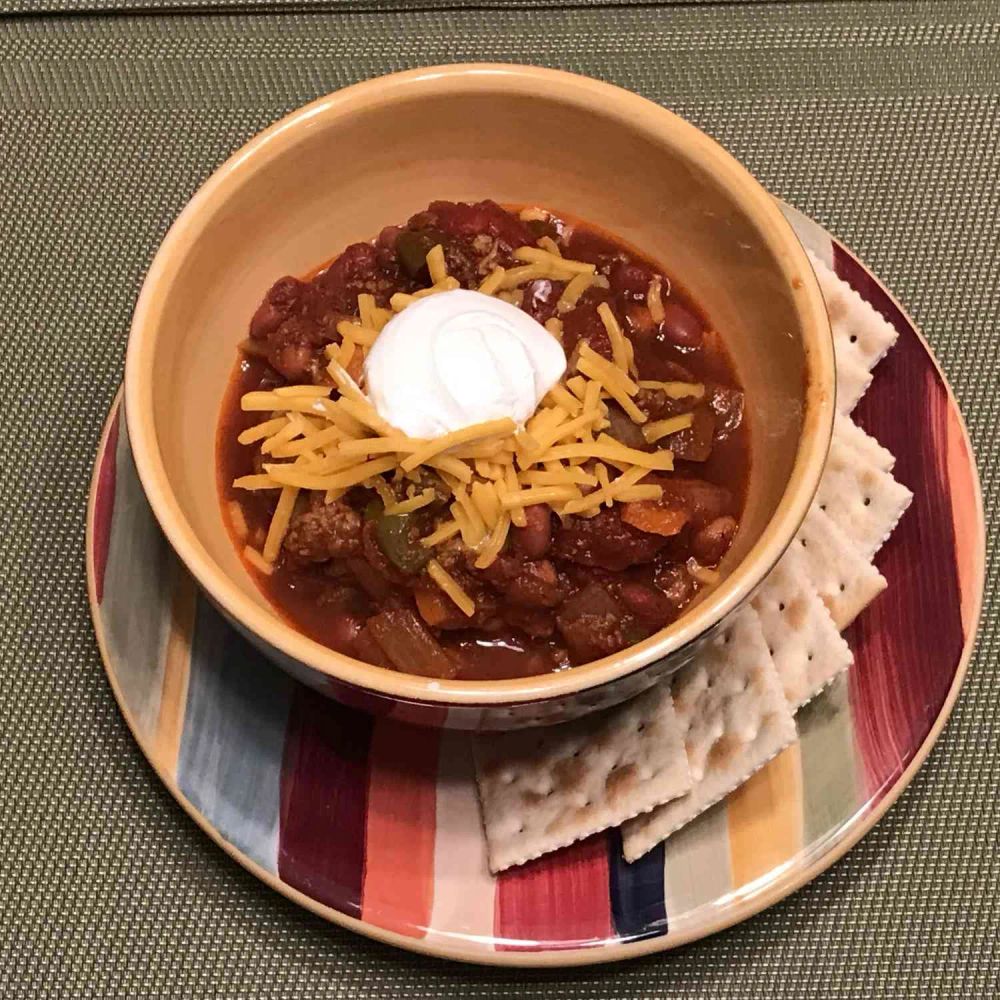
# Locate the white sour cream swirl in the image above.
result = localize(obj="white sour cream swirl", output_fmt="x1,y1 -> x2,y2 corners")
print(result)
363,289 -> 567,439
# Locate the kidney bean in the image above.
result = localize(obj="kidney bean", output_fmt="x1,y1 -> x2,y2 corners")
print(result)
249,276 -> 306,340
618,580 -> 674,626
691,515 -> 738,566
512,504 -> 552,559
609,260 -> 653,301
659,301 -> 704,348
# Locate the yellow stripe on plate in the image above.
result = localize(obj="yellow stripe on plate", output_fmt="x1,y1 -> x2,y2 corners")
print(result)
726,743 -> 804,888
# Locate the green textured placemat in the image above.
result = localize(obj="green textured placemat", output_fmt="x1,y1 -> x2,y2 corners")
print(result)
1,1 -> 997,997
1,0 -> 814,16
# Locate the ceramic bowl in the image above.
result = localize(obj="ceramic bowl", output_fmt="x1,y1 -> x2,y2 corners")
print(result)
124,64 -> 834,730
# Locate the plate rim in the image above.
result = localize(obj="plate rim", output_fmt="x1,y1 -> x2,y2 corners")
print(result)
85,216 -> 987,968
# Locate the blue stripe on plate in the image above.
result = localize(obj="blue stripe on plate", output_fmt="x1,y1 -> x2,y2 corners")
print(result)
177,596 -> 294,873
100,416 -> 173,740
608,828 -> 667,942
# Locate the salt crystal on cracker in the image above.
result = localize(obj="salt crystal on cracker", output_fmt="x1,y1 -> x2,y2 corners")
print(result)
793,506 -> 887,629
834,412 -> 895,472
752,543 -> 853,710
474,683 -> 691,873
622,608 -> 797,863
809,251 -> 899,389
816,432 -> 912,559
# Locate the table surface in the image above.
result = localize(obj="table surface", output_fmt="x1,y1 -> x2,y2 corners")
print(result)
2,2 -> 998,997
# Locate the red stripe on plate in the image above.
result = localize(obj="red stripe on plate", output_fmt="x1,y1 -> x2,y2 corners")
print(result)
835,246 -> 964,800
278,687 -> 373,917
945,406 -> 983,635
361,721 -> 440,938
92,407 -> 120,603
494,834 -> 612,952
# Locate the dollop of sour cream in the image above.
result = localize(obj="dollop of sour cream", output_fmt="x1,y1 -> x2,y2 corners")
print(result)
363,289 -> 567,439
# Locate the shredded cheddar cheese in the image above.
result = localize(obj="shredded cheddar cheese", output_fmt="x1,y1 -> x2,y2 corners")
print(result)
427,559 -> 475,617
232,232 -> 696,614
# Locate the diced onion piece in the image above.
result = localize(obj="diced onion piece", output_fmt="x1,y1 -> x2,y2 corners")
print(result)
646,276 -> 666,323
688,558 -> 721,586
367,607 -> 459,677
519,207 -> 549,221
227,500 -> 249,541
367,476 -> 397,509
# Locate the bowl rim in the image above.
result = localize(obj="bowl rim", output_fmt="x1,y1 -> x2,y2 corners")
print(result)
124,63 -> 835,708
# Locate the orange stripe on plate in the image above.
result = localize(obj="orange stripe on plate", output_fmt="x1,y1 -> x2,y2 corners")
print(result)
361,720 -> 440,938
152,569 -> 197,779
945,406 -> 982,636
727,743 -> 803,889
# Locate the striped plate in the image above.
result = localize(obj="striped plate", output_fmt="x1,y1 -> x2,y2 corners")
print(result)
86,206 -> 985,966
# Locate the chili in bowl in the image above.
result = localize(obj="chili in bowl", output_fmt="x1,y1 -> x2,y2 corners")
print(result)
219,201 -> 750,682
124,65 -> 834,729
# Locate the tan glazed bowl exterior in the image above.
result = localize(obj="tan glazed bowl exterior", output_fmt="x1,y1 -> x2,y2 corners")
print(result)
124,64 -> 835,730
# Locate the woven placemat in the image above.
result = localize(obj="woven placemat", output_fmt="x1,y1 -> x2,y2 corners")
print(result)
1,2 -> 997,997
1,0 -> 809,16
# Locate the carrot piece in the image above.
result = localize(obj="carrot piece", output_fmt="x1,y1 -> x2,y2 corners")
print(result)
415,586 -> 456,628
621,500 -> 689,536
